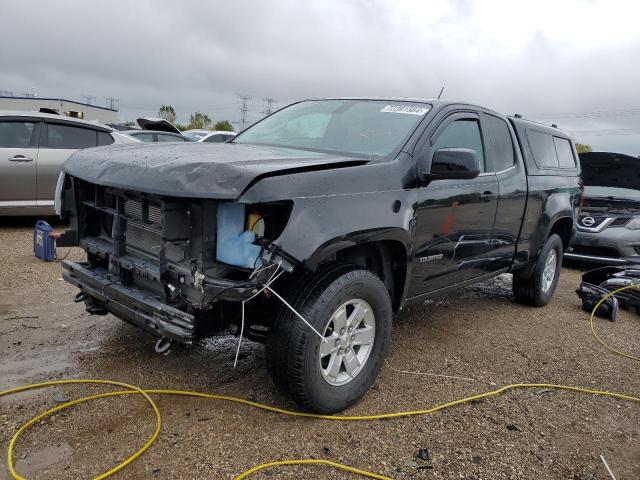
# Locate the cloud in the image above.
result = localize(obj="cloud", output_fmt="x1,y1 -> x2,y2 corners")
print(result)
1,0 -> 639,152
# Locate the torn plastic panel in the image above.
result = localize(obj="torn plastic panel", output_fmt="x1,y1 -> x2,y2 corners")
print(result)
576,266 -> 640,321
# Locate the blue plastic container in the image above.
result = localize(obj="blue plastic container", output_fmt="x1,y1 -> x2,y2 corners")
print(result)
34,220 -> 56,261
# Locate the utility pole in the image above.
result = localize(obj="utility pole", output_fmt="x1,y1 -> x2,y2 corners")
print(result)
81,94 -> 95,105
105,97 -> 120,111
236,94 -> 252,130
262,98 -> 277,116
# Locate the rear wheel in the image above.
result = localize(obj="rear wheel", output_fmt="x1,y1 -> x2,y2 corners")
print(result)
266,265 -> 392,413
513,234 -> 563,307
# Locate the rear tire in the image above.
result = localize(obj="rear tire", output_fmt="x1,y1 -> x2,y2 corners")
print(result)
513,234 -> 563,307
266,265 -> 392,413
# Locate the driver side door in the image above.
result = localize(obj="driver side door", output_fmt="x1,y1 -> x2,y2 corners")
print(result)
409,111 -> 499,297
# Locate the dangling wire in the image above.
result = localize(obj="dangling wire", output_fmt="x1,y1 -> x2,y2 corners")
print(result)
233,264 -> 285,367
264,286 -> 326,341
249,260 -> 279,280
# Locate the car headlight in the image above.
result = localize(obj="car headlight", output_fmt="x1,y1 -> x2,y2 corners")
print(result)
625,217 -> 640,230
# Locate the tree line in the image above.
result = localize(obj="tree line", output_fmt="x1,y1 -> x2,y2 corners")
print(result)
575,143 -> 592,154
159,105 -> 234,132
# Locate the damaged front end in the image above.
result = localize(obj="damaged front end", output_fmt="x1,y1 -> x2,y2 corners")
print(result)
576,266 -> 640,321
59,176 -> 294,344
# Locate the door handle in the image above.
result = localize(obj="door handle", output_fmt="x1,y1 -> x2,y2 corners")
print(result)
9,155 -> 34,162
480,191 -> 498,202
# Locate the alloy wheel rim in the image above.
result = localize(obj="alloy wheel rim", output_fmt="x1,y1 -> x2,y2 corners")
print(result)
318,299 -> 376,386
542,249 -> 557,293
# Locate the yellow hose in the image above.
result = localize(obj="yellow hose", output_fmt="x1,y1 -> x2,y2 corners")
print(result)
1,285 -> 639,479
589,284 -> 640,361
2,380 -> 161,480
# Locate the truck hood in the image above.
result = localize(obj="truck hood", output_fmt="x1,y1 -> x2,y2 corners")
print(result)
62,142 -> 367,199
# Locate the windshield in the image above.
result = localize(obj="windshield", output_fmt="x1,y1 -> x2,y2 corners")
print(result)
234,99 -> 431,157
585,186 -> 640,200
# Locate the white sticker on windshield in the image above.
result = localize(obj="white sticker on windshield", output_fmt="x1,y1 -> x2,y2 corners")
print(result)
380,105 -> 430,115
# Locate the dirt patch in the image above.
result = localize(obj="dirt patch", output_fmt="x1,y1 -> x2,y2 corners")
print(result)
1,223 -> 639,479
14,442 -> 74,476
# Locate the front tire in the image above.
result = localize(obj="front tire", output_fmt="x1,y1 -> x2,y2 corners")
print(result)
266,265 -> 392,413
513,234 -> 563,307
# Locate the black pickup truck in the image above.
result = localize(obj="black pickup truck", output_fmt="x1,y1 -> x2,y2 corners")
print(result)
56,98 -> 582,413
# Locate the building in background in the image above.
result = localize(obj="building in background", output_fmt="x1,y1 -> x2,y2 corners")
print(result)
0,95 -> 118,124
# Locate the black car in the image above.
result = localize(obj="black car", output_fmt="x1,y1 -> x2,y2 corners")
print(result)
56,98 -> 581,413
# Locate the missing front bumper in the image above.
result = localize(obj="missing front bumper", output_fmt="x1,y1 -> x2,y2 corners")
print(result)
63,260 -> 207,343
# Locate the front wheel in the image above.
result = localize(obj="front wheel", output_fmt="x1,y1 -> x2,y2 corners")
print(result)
266,265 -> 392,413
513,233 -> 564,307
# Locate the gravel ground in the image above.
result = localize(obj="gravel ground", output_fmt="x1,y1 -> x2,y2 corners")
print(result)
1,219 -> 639,480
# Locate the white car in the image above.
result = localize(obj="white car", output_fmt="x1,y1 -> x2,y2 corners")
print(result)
183,129 -> 237,143
0,110 -> 139,216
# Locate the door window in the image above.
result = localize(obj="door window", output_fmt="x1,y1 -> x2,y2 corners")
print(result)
553,137 -> 576,168
432,119 -> 485,171
0,121 -> 37,148
204,134 -> 226,143
483,114 -> 515,172
526,130 -> 577,169
97,131 -> 115,146
133,133 -> 156,142
527,130 -> 557,167
47,124 -> 97,149
158,133 -> 188,142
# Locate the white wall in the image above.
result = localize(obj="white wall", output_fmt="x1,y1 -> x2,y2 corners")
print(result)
0,97 -> 118,124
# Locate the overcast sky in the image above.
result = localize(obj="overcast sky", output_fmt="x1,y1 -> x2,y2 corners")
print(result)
1,0 -> 639,153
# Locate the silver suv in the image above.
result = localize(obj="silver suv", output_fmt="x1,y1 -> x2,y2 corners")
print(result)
0,111 -> 138,216
565,151 -> 640,265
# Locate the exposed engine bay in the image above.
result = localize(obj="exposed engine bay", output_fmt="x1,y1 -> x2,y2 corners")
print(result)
59,177 -> 294,343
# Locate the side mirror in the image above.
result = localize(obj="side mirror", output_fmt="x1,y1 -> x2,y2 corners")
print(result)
428,148 -> 481,180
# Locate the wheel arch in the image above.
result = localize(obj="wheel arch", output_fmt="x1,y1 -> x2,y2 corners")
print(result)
305,233 -> 411,312
547,215 -> 574,250
515,214 -> 574,280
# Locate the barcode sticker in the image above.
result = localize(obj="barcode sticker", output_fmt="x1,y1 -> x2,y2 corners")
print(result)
380,105 -> 430,115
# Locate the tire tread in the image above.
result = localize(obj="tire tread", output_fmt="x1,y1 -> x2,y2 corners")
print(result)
267,264 -> 391,412
513,234 -> 563,307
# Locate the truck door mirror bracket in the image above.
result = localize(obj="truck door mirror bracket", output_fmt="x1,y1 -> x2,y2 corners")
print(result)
427,148 -> 481,180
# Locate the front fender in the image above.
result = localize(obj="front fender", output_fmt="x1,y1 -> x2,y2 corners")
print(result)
304,226 -> 413,271
273,190 -> 416,267
236,153 -> 419,267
